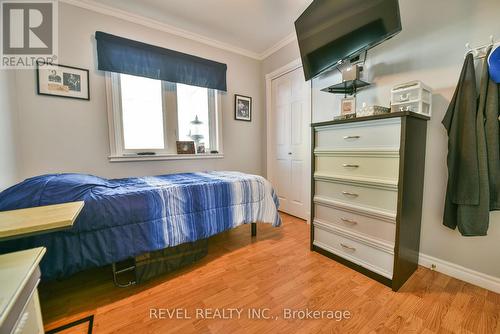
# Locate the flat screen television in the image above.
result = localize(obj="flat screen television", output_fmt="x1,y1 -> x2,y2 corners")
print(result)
295,0 -> 402,80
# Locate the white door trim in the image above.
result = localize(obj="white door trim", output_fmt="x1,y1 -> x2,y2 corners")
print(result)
265,58 -> 312,222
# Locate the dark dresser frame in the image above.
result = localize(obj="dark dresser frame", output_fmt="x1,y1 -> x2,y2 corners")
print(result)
310,111 -> 429,291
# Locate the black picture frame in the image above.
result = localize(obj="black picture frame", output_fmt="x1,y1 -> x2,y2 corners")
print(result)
46,315 -> 94,334
37,62 -> 90,100
234,94 -> 252,122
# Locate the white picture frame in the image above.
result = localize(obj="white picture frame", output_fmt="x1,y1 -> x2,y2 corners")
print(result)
341,97 -> 356,116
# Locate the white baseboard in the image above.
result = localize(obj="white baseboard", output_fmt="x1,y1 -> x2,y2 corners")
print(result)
419,253 -> 500,294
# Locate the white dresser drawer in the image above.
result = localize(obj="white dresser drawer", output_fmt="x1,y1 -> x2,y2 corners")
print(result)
313,223 -> 394,279
315,118 -> 401,150
314,202 -> 396,243
315,177 -> 398,214
315,154 -> 400,182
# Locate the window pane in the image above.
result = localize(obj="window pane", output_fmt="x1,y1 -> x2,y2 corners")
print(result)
120,74 -> 165,150
177,83 -> 210,149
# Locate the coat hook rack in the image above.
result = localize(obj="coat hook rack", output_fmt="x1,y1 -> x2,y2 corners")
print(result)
465,35 -> 497,59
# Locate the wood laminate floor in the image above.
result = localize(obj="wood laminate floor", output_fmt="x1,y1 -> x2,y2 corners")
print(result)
40,213 -> 500,334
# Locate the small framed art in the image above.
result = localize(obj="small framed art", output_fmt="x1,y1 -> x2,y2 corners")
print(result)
176,141 -> 196,154
37,62 -> 90,100
341,97 -> 356,116
196,143 -> 206,154
235,94 -> 252,121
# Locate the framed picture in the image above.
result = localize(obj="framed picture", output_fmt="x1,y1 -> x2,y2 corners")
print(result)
196,143 -> 206,154
235,94 -> 252,121
341,97 -> 356,116
176,141 -> 196,154
37,62 -> 90,100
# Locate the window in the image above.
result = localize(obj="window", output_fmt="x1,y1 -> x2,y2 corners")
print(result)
106,73 -> 222,160
120,74 -> 165,150
177,83 -> 210,144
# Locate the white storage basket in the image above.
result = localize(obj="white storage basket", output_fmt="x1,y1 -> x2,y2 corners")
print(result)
391,81 -> 432,117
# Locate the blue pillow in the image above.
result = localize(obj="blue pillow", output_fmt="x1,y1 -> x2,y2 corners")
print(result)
0,174 -> 114,210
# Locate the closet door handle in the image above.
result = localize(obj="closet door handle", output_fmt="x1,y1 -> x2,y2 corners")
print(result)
342,164 -> 359,168
341,218 -> 358,225
343,135 -> 360,140
342,191 -> 359,198
340,243 -> 356,251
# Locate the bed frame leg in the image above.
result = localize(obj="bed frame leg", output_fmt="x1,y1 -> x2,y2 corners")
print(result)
251,222 -> 257,237
112,262 -> 137,288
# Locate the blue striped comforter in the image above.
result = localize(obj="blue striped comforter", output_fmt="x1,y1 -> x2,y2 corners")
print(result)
0,172 -> 281,279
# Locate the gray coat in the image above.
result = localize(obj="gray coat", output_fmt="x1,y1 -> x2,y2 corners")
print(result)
442,52 -> 491,236
455,49 -> 492,236
484,62 -> 500,210
442,54 -> 481,234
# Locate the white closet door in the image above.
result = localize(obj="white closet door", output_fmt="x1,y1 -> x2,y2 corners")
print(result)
270,67 -> 310,220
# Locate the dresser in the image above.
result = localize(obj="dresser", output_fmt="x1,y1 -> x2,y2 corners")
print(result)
0,201 -> 85,333
0,248 -> 46,334
310,111 -> 429,291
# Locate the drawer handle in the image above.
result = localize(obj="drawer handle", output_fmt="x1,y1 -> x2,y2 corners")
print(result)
343,135 -> 360,140
342,164 -> 359,168
399,93 -> 410,102
340,243 -> 356,251
342,191 -> 359,198
341,218 -> 358,225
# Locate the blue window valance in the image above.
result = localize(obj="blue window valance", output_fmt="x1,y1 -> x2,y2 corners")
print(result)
95,31 -> 227,91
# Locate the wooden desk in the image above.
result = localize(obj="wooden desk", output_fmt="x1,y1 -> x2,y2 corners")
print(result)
0,202 -> 85,239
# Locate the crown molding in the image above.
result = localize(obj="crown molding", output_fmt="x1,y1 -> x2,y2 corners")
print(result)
259,32 -> 297,60
59,0 -> 263,60
259,0 -> 313,60
60,0 -> 300,61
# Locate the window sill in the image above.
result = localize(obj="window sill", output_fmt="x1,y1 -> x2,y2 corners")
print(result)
108,153 -> 224,162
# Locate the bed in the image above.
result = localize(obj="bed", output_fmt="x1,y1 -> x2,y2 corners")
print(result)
0,171 -> 281,280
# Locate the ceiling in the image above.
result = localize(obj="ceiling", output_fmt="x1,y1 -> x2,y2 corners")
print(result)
92,0 -> 312,57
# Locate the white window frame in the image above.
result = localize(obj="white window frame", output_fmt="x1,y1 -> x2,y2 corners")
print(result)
105,73 -> 224,162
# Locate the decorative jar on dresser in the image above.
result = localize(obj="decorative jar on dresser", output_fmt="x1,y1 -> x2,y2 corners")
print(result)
310,111 -> 429,291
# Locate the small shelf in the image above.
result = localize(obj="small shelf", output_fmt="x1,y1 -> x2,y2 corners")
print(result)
321,79 -> 371,95
0,201 -> 84,240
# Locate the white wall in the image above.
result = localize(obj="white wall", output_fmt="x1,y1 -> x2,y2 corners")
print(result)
0,70 -> 20,190
263,0 -> 500,278
261,41 -> 301,77
12,2 -> 264,180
